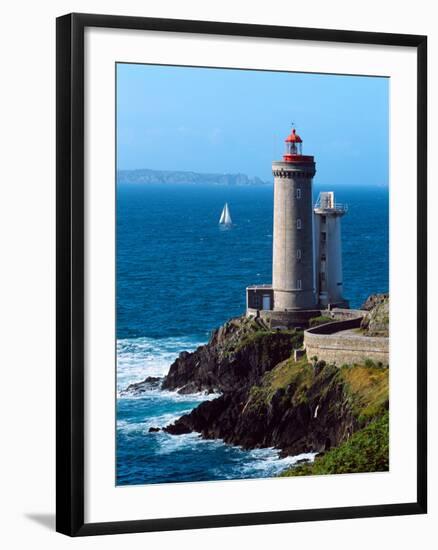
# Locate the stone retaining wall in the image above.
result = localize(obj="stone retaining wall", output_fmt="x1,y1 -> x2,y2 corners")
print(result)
328,308 -> 364,321
304,318 -> 389,365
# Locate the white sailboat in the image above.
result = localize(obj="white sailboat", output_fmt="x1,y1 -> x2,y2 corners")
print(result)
219,203 -> 232,225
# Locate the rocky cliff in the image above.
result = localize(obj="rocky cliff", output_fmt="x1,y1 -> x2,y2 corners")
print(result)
161,316 -> 302,394
360,294 -> 389,337
160,311 -> 388,466
126,298 -> 389,473
164,354 -> 388,458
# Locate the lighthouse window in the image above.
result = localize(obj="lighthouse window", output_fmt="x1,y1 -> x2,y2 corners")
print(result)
296,249 -> 302,260
296,279 -> 302,290
296,188 -> 301,199
321,215 -> 326,224
296,219 -> 302,230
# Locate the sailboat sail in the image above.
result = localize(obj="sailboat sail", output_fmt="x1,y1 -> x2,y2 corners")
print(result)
219,203 -> 232,225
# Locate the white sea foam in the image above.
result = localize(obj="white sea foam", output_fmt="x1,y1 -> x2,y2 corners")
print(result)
242,450 -> 316,474
117,335 -> 315,481
154,432 -> 206,455
117,335 -> 206,390
118,384 -> 220,402
215,448 -> 317,479
154,431 -> 316,475
117,411 -> 193,434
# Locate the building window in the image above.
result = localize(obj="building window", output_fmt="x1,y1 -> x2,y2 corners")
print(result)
296,219 -> 302,230
296,279 -> 302,290
296,249 -> 302,260
321,215 -> 326,224
296,188 -> 301,199
320,272 -> 326,281
321,253 -> 326,261
321,231 -> 326,242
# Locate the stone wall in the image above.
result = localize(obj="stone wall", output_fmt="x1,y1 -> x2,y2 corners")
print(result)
247,308 -> 322,329
328,308 -> 364,321
304,319 -> 389,365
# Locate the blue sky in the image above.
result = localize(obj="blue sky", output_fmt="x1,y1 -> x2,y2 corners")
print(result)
117,63 -> 389,186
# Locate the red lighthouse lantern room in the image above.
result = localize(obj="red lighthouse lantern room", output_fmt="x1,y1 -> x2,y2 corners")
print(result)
282,128 -> 313,163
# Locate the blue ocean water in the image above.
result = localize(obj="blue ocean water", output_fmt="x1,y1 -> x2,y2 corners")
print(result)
116,184 -> 389,485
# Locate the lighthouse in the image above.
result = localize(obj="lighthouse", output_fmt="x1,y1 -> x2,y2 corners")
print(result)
272,128 -> 317,310
245,126 -> 348,323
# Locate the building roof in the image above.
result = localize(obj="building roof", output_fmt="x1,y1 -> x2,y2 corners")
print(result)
285,128 -> 303,143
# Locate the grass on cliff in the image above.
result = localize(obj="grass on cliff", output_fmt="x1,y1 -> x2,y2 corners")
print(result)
233,328 -> 303,355
339,363 -> 389,425
246,357 -> 388,422
242,349 -> 389,477
247,356 -> 314,409
280,411 -> 389,477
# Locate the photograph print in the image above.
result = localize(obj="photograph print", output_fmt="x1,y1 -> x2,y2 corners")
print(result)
116,63 -> 389,486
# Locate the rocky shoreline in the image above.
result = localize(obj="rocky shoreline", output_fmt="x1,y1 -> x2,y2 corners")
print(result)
125,296 -> 389,473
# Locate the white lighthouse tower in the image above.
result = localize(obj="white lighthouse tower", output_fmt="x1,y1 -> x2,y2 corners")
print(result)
245,126 -> 348,323
272,128 -> 317,310
314,192 -> 348,308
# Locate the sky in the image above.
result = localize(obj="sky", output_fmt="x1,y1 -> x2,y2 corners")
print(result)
117,63 -> 389,187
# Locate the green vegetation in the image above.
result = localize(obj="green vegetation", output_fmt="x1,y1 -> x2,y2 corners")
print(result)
246,357 -> 388,421
280,412 -> 389,476
248,356 -> 313,409
244,356 -> 388,476
308,315 -> 333,327
221,316 -> 389,477
339,363 -> 389,425
233,328 -> 303,355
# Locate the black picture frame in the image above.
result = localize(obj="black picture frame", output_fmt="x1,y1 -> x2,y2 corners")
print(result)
56,12 -> 427,537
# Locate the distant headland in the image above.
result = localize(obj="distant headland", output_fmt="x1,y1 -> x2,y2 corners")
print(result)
117,168 -> 270,186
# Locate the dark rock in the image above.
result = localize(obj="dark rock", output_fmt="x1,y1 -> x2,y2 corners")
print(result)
163,422 -> 192,435
148,427 -> 160,433
161,315 -> 387,461
164,358 -> 360,457
122,376 -> 162,396
162,316 -> 302,395
144,376 -> 161,383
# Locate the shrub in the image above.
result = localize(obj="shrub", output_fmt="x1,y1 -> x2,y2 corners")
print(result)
280,412 -> 389,477
309,315 -> 333,327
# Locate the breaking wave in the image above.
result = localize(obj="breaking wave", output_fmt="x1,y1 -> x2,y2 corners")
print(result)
117,335 -> 206,390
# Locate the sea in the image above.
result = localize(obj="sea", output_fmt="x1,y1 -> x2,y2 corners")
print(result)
116,183 -> 389,485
